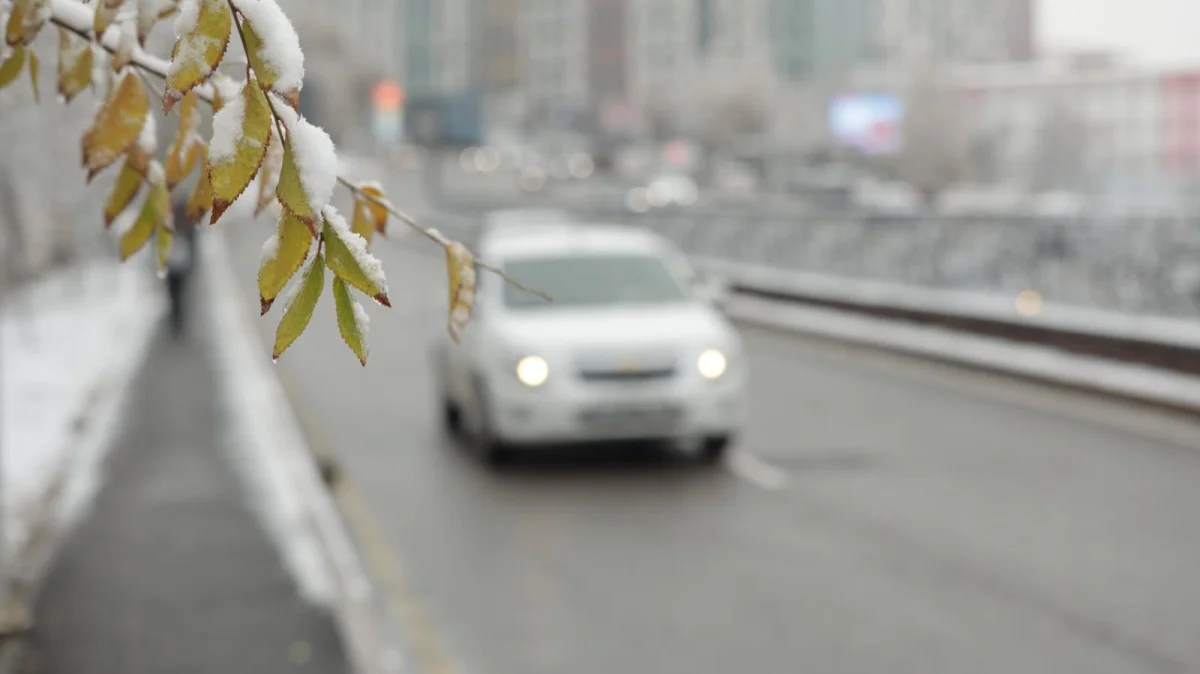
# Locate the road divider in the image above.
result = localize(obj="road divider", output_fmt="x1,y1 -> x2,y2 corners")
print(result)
693,257 -> 1200,414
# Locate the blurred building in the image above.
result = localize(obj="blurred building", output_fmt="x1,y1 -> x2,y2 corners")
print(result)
473,0 -> 521,93
853,60 -> 1200,211
517,0 -> 589,120
768,0 -> 879,80
877,0 -> 1035,65
627,0 -> 698,111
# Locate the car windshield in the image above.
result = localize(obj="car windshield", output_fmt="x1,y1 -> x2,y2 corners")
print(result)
502,252 -> 689,309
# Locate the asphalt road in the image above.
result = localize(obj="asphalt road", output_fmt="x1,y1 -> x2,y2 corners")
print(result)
221,201 -> 1200,674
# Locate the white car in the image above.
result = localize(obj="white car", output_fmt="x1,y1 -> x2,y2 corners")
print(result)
432,218 -> 747,465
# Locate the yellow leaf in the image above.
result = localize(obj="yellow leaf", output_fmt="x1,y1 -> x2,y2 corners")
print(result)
119,196 -> 157,260
208,78 -> 272,224
26,46 -> 38,102
445,242 -> 477,343
164,91 -> 200,188
81,71 -> 150,182
272,252 -> 325,361
156,221 -> 174,269
94,0 -> 123,37
104,158 -> 143,227
349,197 -> 374,246
332,277 -> 369,366
275,136 -> 315,232
351,184 -> 389,245
322,210 -> 390,307
256,129 -> 283,215
186,146 -> 213,225
57,27 -> 93,103
0,46 -> 24,89
5,0 -> 46,47
163,0 -> 231,114
257,211 -> 312,315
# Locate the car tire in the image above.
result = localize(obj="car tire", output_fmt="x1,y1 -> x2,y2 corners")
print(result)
470,377 -> 514,467
442,400 -> 463,436
697,434 -> 732,464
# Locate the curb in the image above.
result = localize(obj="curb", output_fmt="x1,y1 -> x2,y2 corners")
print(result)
202,227 -> 410,674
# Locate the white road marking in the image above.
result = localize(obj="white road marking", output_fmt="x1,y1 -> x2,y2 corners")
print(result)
727,450 -> 789,490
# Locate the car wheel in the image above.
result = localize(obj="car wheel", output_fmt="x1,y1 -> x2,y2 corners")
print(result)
697,434 -> 732,464
470,377 -> 514,467
442,400 -> 463,435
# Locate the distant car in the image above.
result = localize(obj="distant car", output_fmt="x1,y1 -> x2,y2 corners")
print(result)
432,217 -> 747,466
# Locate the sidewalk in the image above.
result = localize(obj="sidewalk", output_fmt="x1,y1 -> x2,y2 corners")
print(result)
14,269 -> 351,673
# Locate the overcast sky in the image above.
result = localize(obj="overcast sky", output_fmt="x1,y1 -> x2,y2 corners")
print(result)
1039,0 -> 1200,66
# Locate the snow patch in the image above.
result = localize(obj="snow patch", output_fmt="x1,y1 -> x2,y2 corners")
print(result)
350,298 -> 370,360
208,79 -> 246,162
173,0 -> 200,37
274,99 -> 336,216
260,232 -> 280,264
137,108 -> 157,154
230,0 -> 303,93
1,260 -> 162,561
323,206 -> 387,294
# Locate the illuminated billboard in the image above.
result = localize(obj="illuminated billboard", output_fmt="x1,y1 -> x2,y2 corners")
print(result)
829,93 -> 903,156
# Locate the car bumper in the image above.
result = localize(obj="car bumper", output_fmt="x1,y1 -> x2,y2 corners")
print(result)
484,374 -> 747,445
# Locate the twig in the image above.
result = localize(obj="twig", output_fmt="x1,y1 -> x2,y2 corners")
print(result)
46,4 -> 548,300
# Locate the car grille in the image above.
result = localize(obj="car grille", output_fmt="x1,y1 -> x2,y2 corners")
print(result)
577,366 -> 677,382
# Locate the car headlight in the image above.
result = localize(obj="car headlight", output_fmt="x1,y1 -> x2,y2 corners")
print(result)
516,355 -> 549,387
697,349 -> 727,380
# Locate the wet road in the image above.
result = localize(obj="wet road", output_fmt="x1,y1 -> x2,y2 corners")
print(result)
222,204 -> 1200,674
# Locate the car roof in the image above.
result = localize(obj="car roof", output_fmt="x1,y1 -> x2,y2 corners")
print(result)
480,220 -> 669,262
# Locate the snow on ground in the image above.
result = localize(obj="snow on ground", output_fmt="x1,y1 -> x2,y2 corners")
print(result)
1,257 -> 163,561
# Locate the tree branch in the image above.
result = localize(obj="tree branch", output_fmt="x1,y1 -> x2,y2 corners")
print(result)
45,0 -> 549,301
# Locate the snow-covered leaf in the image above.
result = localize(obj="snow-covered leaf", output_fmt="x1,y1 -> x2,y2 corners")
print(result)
350,182 -> 388,245
255,122 -> 283,215
258,210 -> 311,314
94,0 -> 124,37
273,99 -> 336,231
207,75 -> 272,224
0,45 -> 24,89
137,0 -> 179,45
164,90 -> 200,187
124,108 -> 156,174
5,0 -> 47,47
272,251 -> 324,361
445,241 -> 476,343
321,207 -> 390,307
103,157 -> 143,227
82,70 -> 150,182
163,0 -> 231,114
56,27 -> 92,103
26,44 -> 37,101
232,0 -> 302,108
332,277 -> 369,366
186,145 -> 213,224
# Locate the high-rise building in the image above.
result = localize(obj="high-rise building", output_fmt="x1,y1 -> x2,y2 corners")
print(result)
473,0 -> 521,93
587,0 -> 628,106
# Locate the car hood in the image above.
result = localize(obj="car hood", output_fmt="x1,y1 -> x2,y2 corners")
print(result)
496,302 -> 735,352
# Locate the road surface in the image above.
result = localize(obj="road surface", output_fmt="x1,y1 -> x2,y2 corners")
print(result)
221,205 -> 1200,674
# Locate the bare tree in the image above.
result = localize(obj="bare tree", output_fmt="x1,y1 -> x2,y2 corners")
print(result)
1028,101 -> 1089,192
893,68 -> 970,204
